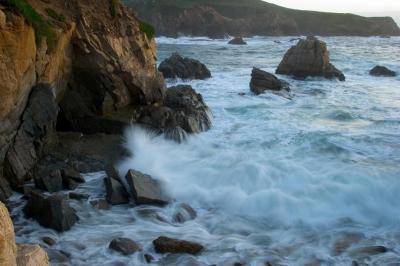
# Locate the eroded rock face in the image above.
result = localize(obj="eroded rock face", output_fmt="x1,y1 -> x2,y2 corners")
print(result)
250,68 -> 290,95
276,37 -> 345,81
16,244 -> 50,266
4,84 -> 59,188
23,191 -> 78,232
0,202 -> 17,266
369,65 -> 396,77
125,169 -> 170,205
158,53 -> 211,80
153,236 -> 203,255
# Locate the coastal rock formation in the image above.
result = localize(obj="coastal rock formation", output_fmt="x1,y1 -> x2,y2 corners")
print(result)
125,0 -> 400,38
109,237 -> 141,255
104,177 -> 130,205
132,85 -> 212,141
16,244 -> 50,266
126,169 -> 170,205
158,53 -> 211,80
23,191 -> 78,232
250,68 -> 290,95
369,65 -> 397,77
153,236 -> 204,255
276,37 -> 345,81
228,37 -> 247,45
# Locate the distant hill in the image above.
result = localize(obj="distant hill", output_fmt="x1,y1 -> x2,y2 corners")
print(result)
124,0 -> 400,37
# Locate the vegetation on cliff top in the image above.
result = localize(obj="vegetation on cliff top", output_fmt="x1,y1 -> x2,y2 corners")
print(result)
139,20 -> 155,39
7,0 -> 57,49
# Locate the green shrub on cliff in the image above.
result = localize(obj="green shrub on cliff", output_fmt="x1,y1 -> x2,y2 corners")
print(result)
139,20 -> 155,39
7,0 -> 56,50
45,8 -> 66,23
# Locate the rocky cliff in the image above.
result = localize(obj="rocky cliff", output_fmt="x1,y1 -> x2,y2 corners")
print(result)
125,0 -> 400,37
0,0 -> 164,200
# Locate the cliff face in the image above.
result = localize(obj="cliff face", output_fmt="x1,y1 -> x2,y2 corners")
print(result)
0,0 -> 163,194
125,0 -> 400,37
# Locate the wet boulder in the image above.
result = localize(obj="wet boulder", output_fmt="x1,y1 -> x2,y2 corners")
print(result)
172,203 -> 197,223
23,191 -> 78,232
158,53 -> 211,80
250,67 -> 290,95
132,85 -> 212,141
104,176 -> 129,205
228,37 -> 247,45
276,36 -> 345,81
109,237 -> 140,255
69,192 -> 90,201
153,236 -> 203,255
369,65 -> 396,77
125,169 -> 170,206
33,166 -> 63,193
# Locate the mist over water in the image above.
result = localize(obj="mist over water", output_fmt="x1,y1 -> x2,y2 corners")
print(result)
12,36 -> 400,265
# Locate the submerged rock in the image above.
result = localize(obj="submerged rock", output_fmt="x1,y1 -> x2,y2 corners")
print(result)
69,192 -> 90,201
276,36 -> 345,81
23,191 -> 78,232
228,37 -> 247,45
158,53 -> 211,80
125,170 -> 169,206
109,237 -> 140,255
172,203 -> 197,223
369,65 -> 396,77
90,199 -> 110,210
153,236 -> 203,255
349,245 -> 388,256
104,177 -> 129,205
250,67 -> 290,95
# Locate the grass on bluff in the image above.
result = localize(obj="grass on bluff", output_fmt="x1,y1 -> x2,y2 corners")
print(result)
139,20 -> 155,39
7,0 -> 57,50
45,8 -> 66,23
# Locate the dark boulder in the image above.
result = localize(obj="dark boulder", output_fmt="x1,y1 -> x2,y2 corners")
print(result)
125,169 -> 169,206
23,191 -> 78,232
104,177 -> 129,205
109,237 -> 141,255
132,85 -> 212,141
144,253 -> 154,263
33,164 -> 63,193
0,174 -> 12,203
369,65 -> 396,77
350,246 -> 388,256
42,236 -> 56,246
276,36 -> 345,81
4,84 -> 59,188
153,236 -> 203,255
172,203 -> 197,223
158,53 -> 211,80
69,192 -> 90,200
228,37 -> 247,45
250,68 -> 290,95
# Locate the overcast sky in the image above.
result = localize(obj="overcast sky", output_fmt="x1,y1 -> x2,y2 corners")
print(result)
265,0 -> 400,13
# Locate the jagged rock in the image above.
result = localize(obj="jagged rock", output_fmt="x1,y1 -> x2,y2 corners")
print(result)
228,37 -> 247,45
104,177 -> 129,205
369,65 -> 396,77
90,199 -> 110,210
125,169 -> 169,205
172,203 -> 197,223
0,202 -> 17,266
144,254 -> 154,263
23,191 -> 78,232
133,85 -> 212,141
250,68 -> 290,95
61,168 -> 84,183
16,244 -> 50,266
4,84 -> 59,188
33,166 -> 63,193
276,37 -> 345,81
153,236 -> 203,255
109,237 -> 141,255
158,53 -> 211,80
0,174 -> 12,203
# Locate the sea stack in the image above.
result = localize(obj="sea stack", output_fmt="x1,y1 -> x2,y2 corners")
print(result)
250,68 -> 290,95
369,65 -> 396,77
276,36 -> 345,81
228,37 -> 247,45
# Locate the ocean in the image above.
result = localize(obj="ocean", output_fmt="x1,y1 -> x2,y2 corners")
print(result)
12,36 -> 400,265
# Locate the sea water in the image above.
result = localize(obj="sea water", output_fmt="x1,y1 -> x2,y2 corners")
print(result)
11,36 -> 400,265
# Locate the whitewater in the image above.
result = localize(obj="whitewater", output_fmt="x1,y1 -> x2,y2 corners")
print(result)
11,36 -> 400,265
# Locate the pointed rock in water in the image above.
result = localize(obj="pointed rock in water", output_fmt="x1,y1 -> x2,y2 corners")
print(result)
125,170 -> 169,206
104,177 -> 129,205
276,36 -> 345,81
109,237 -> 140,255
158,53 -> 211,80
228,37 -> 247,45
23,191 -> 78,232
369,65 -> 396,77
250,67 -> 290,95
153,236 -> 203,255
